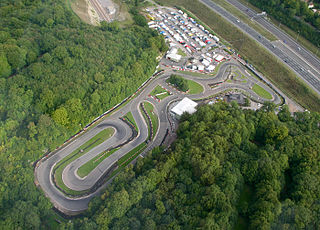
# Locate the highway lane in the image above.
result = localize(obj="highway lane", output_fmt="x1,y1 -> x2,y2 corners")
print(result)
226,0 -> 320,75
35,60 -> 282,215
199,0 -> 320,95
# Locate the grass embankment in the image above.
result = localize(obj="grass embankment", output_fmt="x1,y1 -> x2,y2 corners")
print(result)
237,0 -> 320,59
54,128 -> 115,195
155,0 -> 320,111
142,102 -> 159,140
150,85 -> 170,100
210,0 -> 276,41
252,84 -> 272,100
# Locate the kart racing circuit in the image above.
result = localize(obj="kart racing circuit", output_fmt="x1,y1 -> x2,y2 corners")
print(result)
34,7 -> 292,215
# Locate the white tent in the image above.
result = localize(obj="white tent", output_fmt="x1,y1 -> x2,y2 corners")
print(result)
202,59 -> 210,66
206,65 -> 215,72
171,97 -> 198,118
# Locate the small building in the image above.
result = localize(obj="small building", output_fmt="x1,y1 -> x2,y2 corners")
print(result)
224,94 -> 246,105
201,59 -> 210,66
206,65 -> 215,72
213,54 -> 225,62
197,65 -> 204,71
166,47 -> 182,62
171,97 -> 198,118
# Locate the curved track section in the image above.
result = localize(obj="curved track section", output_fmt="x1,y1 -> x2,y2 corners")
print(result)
35,60 -> 283,215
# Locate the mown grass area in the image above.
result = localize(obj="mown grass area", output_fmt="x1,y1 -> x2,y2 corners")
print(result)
124,111 -> 138,131
186,78 -> 204,94
237,0 -> 320,59
54,128 -> 114,195
155,0 -> 320,111
77,147 -> 119,178
150,85 -> 170,100
143,102 -> 159,139
210,0 -> 277,41
252,84 -> 273,100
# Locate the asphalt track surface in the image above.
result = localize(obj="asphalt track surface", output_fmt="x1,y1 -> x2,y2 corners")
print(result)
35,58 -> 283,215
200,0 -> 320,95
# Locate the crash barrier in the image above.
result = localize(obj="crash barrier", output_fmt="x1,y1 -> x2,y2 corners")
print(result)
160,129 -> 170,146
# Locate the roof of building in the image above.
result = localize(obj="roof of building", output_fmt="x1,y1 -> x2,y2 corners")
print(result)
214,54 -> 225,62
166,53 -> 181,62
225,94 -> 245,104
171,97 -> 198,116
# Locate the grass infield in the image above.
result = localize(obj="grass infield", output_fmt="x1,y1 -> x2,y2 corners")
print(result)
252,84 -> 272,100
54,128 -> 114,195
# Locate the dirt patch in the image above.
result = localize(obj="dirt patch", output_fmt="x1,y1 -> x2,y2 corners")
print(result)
70,0 -> 100,25
112,0 -> 133,25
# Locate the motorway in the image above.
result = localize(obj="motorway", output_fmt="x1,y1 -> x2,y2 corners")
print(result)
200,0 -> 320,95
35,59 -> 281,215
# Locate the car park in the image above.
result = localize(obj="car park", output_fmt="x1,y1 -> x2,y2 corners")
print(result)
147,7 -> 228,73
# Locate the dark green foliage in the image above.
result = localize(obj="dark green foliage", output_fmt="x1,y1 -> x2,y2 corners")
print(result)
168,74 -> 189,92
0,0 -> 165,228
248,0 -> 320,47
78,103 -> 320,229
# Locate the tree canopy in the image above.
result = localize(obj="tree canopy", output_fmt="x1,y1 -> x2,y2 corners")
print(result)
73,103 -> 320,230
0,0 -> 166,228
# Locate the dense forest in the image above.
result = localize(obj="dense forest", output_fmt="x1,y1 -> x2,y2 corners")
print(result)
66,102 -> 320,230
0,0 -> 166,228
247,0 -> 320,47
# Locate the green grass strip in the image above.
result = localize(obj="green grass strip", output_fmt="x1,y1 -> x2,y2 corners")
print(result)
108,143 -> 148,179
150,85 -> 170,100
252,84 -> 272,100
54,128 -> 114,195
118,143 -> 147,165
77,147 -> 119,178
124,111 -> 138,132
144,102 -> 159,138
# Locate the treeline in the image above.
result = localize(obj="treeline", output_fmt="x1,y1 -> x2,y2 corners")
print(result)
0,0 -> 166,228
168,74 -> 189,92
69,102 -> 320,229
248,0 -> 320,47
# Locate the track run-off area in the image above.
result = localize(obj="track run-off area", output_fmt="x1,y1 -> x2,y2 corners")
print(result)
35,58 -> 283,215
